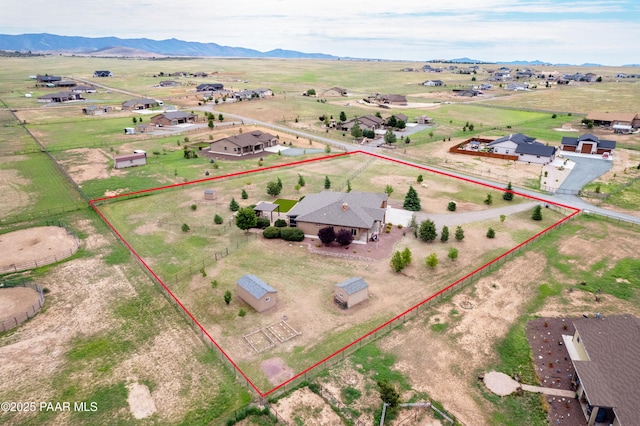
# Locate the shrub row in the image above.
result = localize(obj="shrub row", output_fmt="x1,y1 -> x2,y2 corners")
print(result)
263,226 -> 305,241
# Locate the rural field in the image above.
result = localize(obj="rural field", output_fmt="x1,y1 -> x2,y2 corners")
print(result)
1,55 -> 640,425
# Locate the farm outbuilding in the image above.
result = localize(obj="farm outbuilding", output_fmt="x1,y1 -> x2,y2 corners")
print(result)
237,274 -> 277,313
334,277 -> 369,309
114,152 -> 147,169
204,189 -> 216,200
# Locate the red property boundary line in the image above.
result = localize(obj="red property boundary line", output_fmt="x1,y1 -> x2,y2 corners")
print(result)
90,150 -> 580,398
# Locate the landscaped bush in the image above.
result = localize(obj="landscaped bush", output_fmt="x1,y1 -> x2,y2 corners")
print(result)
263,226 -> 281,239
274,219 -> 287,227
280,228 -> 305,241
335,229 -> 353,246
255,217 -> 271,229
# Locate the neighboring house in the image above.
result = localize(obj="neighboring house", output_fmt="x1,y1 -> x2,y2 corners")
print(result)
37,92 -> 83,103
82,105 -> 112,115
122,98 -> 159,110
585,112 -> 638,132
159,80 -> 180,87
560,134 -> 616,155
36,75 -> 61,83
135,123 -> 155,133
334,277 -> 369,309
564,315 -> 640,426
423,80 -> 444,86
415,115 -> 433,125
233,88 -> 273,100
192,72 -> 209,78
488,133 -> 556,164
394,113 -> 409,124
478,83 -> 493,90
209,130 -> 278,156
54,80 -> 77,88
453,89 -> 481,97
72,85 -> 97,93
378,94 -> 407,105
236,274 -> 277,313
114,152 -> 147,169
150,111 -> 198,127
286,191 -> 388,242
321,87 -> 348,97
94,70 -> 113,77
196,83 -> 224,92
340,114 -> 384,132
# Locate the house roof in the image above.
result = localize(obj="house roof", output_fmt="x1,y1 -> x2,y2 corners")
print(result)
561,134 -> 616,149
572,315 -> 640,426
122,98 -> 157,107
586,112 -> 637,123
115,153 -> 146,162
335,277 -> 369,295
152,111 -> 196,120
237,274 -> 277,299
394,113 -> 409,122
489,133 -> 556,157
211,130 -> 276,149
254,201 -> 279,212
287,191 -> 387,229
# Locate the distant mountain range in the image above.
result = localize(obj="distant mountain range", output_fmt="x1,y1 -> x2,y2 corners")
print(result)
0,33 -> 338,59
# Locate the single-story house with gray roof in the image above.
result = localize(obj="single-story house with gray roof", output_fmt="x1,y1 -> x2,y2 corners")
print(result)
564,315 -> 640,426
122,98 -> 160,110
560,134 -> 616,155
488,133 -> 556,164
334,277 -> 369,309
236,274 -> 277,312
286,191 -> 387,242
150,111 -> 198,127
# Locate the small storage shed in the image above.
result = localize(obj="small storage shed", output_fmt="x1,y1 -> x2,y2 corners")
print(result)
204,189 -> 216,200
237,274 -> 277,313
334,277 -> 369,309
114,152 -> 147,169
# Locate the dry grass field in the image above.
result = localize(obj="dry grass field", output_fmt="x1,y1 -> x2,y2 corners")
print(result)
1,55 -> 640,425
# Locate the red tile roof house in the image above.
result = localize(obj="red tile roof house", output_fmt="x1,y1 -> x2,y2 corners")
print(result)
150,111 -> 198,127
286,191 -> 388,243
236,274 -> 277,313
114,152 -> 147,169
334,277 -> 369,309
560,134 -> 616,156
209,130 -> 278,156
564,315 -> 640,426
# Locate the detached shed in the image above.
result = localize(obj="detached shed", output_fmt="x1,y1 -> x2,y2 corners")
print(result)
114,152 -> 147,169
237,274 -> 277,313
334,277 -> 369,309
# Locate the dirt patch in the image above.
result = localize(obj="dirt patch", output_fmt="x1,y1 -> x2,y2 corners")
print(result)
271,387 -> 343,425
127,382 -> 157,419
0,226 -> 78,272
0,168 -> 32,218
58,148 -> 113,184
261,357 -> 295,386
0,287 -> 42,330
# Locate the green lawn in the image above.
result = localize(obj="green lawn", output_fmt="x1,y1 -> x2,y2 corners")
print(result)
273,198 -> 298,212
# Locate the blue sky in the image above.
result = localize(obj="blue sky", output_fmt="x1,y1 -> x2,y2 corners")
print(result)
1,0 -> 639,65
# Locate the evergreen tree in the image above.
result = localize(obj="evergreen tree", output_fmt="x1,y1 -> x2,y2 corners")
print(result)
350,120 -> 363,138
229,198 -> 239,211
324,175 -> 331,189
401,247 -> 412,265
403,186 -> 421,211
241,189 -> 248,199
297,174 -> 305,187
418,219 -> 437,242
455,226 -> 465,241
532,204 -> 543,221
276,177 -> 283,191
390,251 -> 405,273
503,181 -> 514,201
440,225 -> 449,242
266,181 -> 281,197
486,227 -> 496,238
384,128 -> 397,144
339,111 -> 347,122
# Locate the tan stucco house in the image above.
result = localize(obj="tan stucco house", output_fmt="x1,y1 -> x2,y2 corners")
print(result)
334,277 -> 369,309
286,191 -> 387,242
236,274 -> 277,313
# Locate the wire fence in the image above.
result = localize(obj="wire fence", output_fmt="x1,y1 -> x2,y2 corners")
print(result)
0,282 -> 45,333
0,220 -> 80,273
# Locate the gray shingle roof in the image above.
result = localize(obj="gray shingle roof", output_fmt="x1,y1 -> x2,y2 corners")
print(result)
335,277 -> 369,295
489,133 -> 556,157
572,315 -> 640,425
562,134 -> 616,150
237,274 -> 277,299
287,192 -> 387,229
